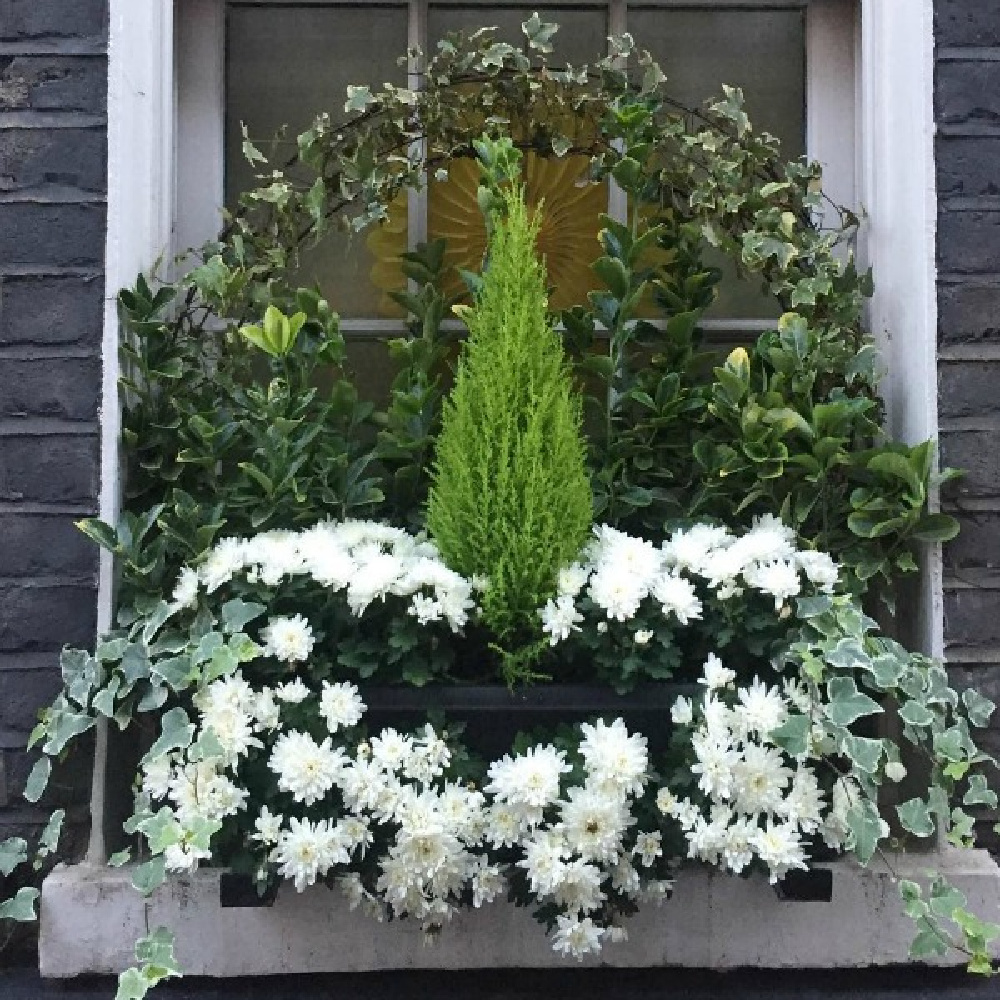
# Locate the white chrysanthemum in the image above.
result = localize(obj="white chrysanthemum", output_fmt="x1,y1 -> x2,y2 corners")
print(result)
734,678 -> 787,738
170,567 -> 200,610
471,863 -> 505,907
272,817 -> 350,892
402,725 -> 451,785
698,545 -> 749,591
252,806 -> 284,846
732,743 -> 793,816
587,567 -> 647,622
795,549 -> 839,592
268,731 -> 346,805
594,527 -> 663,583
486,744 -> 571,811
552,915 -> 604,960
721,815 -> 758,874
540,594 -> 584,645
749,820 -> 807,883
550,857 -> 606,915
634,629 -> 653,645
199,537 -> 247,592
700,653 -> 736,690
164,840 -> 211,873
670,695 -> 694,726
244,530 -> 305,586
578,718 -> 648,797
517,829 -> 568,895
274,678 -> 309,703
651,571 -> 703,624
297,524 -> 356,588
141,755 -> 173,800
662,523 -> 732,573
690,731 -> 739,800
168,762 -> 248,824
778,766 -> 825,831
261,614 -> 314,663
346,552 -> 404,615
319,681 -> 365,733
729,513 -> 796,565
369,729 -> 414,774
744,560 -> 801,609
633,830 -> 662,867
252,688 -> 281,730
560,785 -> 632,863
782,677 -> 813,715
558,562 -> 590,598
409,593 -> 443,624
200,702 -> 261,764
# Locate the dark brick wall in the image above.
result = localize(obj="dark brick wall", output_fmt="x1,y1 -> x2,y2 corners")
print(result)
0,3 -> 106,841
936,2 -> 1000,845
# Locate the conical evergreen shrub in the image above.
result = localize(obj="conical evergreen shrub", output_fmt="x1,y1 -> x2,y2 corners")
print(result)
427,176 -> 593,679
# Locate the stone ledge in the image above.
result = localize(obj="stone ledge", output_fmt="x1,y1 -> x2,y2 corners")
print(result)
38,850 -> 1000,978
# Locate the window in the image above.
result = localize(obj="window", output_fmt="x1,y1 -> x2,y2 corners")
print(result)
174,0 -> 857,400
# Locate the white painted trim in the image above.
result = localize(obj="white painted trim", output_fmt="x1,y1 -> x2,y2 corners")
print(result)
858,0 -> 941,659
90,0 -> 178,866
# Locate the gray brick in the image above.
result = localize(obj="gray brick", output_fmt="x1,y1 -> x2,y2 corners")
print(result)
0,203 -> 105,267
0,584 -> 96,653
0,56 -> 106,114
938,211 -> 1000,273
0,358 -> 100,420
946,512 -> 1000,571
0,0 -> 107,43
0,127 -> 105,195
936,0 -> 1000,48
936,61 -> 1000,133
0,274 -> 103,347
0,514 -> 98,578
0,434 -> 98,505
939,360 -> 1000,418
939,280 -> 1000,343
937,137 -> 1000,201
945,587 -> 1000,649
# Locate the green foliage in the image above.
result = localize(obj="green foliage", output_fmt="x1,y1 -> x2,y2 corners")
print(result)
428,160 -> 592,676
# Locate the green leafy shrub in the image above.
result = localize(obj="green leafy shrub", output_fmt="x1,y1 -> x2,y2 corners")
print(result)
427,152 -> 592,675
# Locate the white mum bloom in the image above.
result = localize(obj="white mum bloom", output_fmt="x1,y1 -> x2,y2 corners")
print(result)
200,702 -> 261,764
471,863 -> 505,907
261,614 -> 315,663
409,593 -> 443,624
252,687 -> 281,730
749,820 -> 807,883
578,718 -> 648,797
795,549 -> 839,592
319,681 -> 365,733
588,566 -> 646,622
141,755 -> 173,800
558,562 -> 590,598
552,915 -> 604,960
540,594 -> 583,645
651,572 -> 703,624
268,731 -> 346,805
662,523 -> 732,572
274,677 -> 309,703
779,766 -> 826,831
732,743 -> 793,816
670,695 -> 694,726
744,559 -> 801,610
734,678 -> 787,738
560,785 -> 632,863
346,552 -> 404,615
486,744 -> 571,811
517,829 -> 568,895
700,653 -> 736,690
633,629 -> 654,645
729,513 -> 796,565
170,567 -> 200,610
690,731 -> 739,800
245,530 -> 305,586
633,830 -> 662,868
252,806 -> 284,846
369,728 -> 414,774
164,840 -> 211,873
199,537 -> 247,592
550,857 -> 606,915
272,817 -> 350,892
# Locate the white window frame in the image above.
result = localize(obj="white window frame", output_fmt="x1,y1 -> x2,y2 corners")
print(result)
93,0 -> 940,863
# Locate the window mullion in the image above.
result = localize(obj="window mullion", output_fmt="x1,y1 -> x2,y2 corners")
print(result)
408,0 -> 429,255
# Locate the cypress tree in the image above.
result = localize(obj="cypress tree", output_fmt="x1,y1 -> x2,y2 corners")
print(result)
427,174 -> 593,681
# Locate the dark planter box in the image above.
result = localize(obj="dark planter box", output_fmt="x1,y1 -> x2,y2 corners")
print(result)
359,682 -> 700,759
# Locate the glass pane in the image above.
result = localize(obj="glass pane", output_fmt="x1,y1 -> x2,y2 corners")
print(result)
629,8 -> 805,320
226,4 -> 409,318
429,5 -> 608,66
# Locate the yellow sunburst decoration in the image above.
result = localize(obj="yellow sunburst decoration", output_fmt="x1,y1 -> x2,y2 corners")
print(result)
367,153 -> 606,315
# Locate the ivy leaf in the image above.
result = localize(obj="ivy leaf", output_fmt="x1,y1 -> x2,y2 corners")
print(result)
116,968 -> 151,1000
551,135 -> 572,158
963,688 -> 995,728
220,598 -> 266,635
0,837 -> 28,876
0,887 -> 39,922
898,699 -> 934,728
137,809 -> 182,855
909,928 -> 948,960
42,704 -> 95,755
108,850 -> 132,868
964,774 -> 998,809
132,856 -> 166,897
135,926 -> 181,977
23,757 -> 51,803
897,797 -> 935,838
842,734 -> 884,773
846,798 -> 884,864
36,809 -> 65,862
140,708 -> 194,766
825,677 -> 883,727
344,85 -> 375,114
770,715 -> 811,758
522,12 -> 558,52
